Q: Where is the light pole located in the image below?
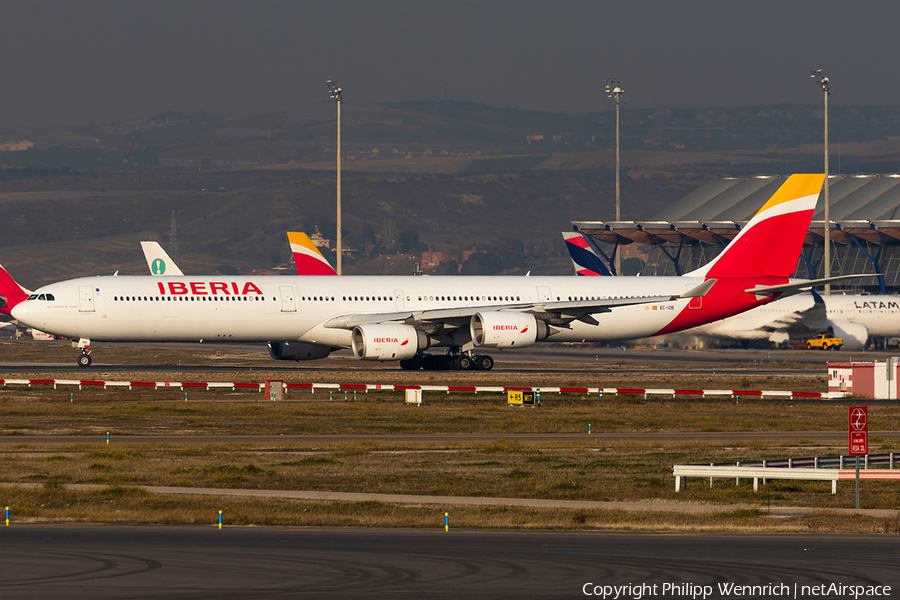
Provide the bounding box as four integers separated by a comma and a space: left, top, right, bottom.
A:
326, 78, 343, 275
605, 79, 624, 275
811, 68, 830, 294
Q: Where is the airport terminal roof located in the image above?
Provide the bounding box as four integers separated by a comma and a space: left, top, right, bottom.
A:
573, 174, 900, 246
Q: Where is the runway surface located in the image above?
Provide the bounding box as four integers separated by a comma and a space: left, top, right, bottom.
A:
4, 431, 900, 444
0, 342, 869, 376
1, 526, 896, 600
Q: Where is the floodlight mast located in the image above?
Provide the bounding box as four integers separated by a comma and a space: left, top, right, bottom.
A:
326, 78, 344, 275
604, 79, 624, 275
811, 68, 831, 293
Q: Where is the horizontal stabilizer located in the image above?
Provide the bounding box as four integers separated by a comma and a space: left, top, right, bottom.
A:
745, 274, 872, 296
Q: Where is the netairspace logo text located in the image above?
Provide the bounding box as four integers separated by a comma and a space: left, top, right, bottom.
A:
582, 582, 893, 599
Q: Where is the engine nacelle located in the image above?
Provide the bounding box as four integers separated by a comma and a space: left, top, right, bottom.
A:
830, 321, 869, 351
470, 312, 547, 349
268, 341, 333, 361
351, 324, 427, 361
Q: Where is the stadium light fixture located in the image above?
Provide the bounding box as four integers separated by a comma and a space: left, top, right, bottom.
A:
811, 68, 831, 293
326, 78, 344, 275
604, 79, 624, 275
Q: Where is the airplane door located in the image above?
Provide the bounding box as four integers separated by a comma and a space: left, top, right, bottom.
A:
394, 289, 405, 311
78, 286, 95, 312
536, 286, 552, 302
279, 286, 296, 312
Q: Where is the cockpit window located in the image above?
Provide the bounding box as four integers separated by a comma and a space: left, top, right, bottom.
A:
28, 294, 38, 300
45, 294, 55, 301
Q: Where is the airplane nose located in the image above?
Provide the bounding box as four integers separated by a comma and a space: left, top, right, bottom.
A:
10, 302, 27, 322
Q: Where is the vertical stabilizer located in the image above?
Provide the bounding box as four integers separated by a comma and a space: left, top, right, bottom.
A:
686, 174, 824, 279
288, 232, 337, 276
140, 241, 185, 276
0, 264, 31, 317
562, 232, 612, 276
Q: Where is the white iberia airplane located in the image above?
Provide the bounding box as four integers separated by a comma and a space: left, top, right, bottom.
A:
6, 174, 856, 370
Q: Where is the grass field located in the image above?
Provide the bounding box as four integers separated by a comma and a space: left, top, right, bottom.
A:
1, 389, 898, 532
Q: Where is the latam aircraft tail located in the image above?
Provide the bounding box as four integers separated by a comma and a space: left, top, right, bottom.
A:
288, 232, 337, 276
562, 232, 612, 276
686, 174, 825, 279
0, 264, 31, 318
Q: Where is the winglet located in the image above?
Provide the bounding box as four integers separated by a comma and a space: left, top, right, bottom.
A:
140, 241, 184, 276
288, 232, 337, 276
0, 264, 31, 318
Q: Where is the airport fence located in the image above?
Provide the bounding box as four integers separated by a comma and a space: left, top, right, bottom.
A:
0, 378, 848, 400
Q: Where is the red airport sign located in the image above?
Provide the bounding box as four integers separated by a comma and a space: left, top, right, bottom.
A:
848, 405, 868, 456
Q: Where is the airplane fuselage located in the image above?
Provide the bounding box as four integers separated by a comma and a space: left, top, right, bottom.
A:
12, 274, 780, 347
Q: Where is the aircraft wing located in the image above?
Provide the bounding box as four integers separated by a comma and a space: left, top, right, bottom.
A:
756, 291, 830, 336
323, 280, 715, 331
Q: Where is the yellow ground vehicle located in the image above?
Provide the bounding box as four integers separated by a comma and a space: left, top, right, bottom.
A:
806, 333, 843, 350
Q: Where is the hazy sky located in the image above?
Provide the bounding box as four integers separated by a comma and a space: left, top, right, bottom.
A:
1, 0, 898, 128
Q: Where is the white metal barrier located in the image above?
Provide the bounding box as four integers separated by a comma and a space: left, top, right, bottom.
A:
672, 464, 900, 495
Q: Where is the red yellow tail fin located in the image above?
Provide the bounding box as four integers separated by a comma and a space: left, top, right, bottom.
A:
687, 174, 824, 279
287, 232, 337, 276
0, 264, 31, 317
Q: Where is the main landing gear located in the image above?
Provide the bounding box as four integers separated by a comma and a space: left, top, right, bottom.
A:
400, 353, 494, 371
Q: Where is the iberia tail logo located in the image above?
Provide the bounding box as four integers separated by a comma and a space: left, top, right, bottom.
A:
400, 338, 410, 346
520, 325, 529, 334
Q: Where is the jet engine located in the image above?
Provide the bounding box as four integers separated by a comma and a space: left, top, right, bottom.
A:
268, 341, 333, 361
470, 312, 547, 349
829, 321, 869, 351
351, 324, 427, 361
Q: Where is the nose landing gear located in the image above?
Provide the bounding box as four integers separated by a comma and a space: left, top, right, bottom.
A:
77, 352, 92, 368
76, 338, 92, 368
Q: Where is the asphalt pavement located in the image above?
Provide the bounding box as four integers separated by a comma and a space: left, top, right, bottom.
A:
2, 526, 897, 600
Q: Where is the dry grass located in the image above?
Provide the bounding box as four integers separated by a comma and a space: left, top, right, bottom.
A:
1, 363, 897, 532
3, 394, 900, 435
2, 485, 899, 533
2, 439, 898, 511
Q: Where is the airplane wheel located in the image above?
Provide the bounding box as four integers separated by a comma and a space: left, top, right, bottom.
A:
457, 355, 473, 370
77, 354, 92, 368
476, 355, 494, 371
